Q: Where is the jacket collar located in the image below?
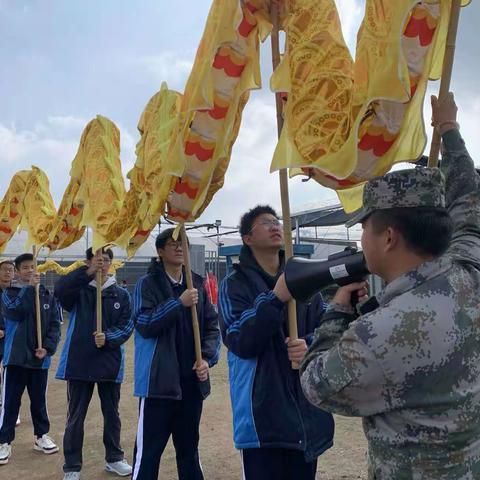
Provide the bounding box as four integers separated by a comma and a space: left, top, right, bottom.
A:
166, 271, 183, 286
89, 275, 117, 291
237, 245, 285, 290
148, 258, 190, 298
148, 257, 200, 285
377, 255, 451, 306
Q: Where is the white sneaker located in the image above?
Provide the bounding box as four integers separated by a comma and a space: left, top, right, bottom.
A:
63, 473, 81, 480
105, 459, 132, 476
15, 416, 20, 426
0, 443, 11, 465
34, 434, 59, 454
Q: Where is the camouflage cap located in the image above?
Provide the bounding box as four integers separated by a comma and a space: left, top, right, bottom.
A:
345, 168, 446, 228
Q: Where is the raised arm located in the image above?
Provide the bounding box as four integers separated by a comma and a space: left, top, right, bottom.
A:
432, 93, 480, 264
54, 266, 92, 312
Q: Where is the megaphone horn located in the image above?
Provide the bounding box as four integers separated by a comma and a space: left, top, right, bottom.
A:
284, 247, 369, 302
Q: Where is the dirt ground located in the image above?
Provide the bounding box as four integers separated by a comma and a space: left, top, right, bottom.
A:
1, 323, 368, 480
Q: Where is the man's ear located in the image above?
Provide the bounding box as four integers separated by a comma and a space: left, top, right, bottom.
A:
242, 234, 252, 247
384, 227, 401, 253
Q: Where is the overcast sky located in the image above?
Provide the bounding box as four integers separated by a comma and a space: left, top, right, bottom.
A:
1, 0, 479, 231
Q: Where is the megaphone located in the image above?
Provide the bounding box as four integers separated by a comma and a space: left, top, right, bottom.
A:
284, 247, 369, 302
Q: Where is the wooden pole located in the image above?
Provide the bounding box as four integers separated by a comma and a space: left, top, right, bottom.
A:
180, 225, 203, 366
32, 245, 42, 349
428, 0, 462, 167
96, 250, 102, 333
270, 2, 299, 355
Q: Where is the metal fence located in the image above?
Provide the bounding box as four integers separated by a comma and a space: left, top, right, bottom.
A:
205, 250, 227, 282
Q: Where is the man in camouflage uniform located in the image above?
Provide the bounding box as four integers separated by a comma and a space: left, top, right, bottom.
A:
274, 93, 480, 479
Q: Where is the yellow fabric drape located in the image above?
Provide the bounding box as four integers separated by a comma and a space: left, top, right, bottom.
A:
107, 83, 182, 257
271, 0, 469, 212
47, 116, 124, 252
0, 0, 470, 250
21, 166, 56, 248
0, 170, 32, 255
1, 85, 179, 258
166, 0, 270, 223
37, 259, 124, 275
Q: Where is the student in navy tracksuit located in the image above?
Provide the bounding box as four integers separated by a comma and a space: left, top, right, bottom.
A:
0, 260, 15, 403
55, 248, 134, 480
0, 254, 61, 465
131, 228, 221, 480
219, 206, 335, 480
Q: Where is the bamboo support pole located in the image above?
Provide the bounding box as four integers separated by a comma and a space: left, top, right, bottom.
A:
270, 2, 299, 353
96, 250, 103, 333
428, 0, 462, 167
32, 245, 42, 349
180, 225, 203, 366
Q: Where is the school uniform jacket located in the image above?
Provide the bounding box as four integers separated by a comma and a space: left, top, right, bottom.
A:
219, 246, 335, 462
133, 260, 221, 399
0, 286, 5, 359
1, 283, 61, 370
55, 266, 133, 383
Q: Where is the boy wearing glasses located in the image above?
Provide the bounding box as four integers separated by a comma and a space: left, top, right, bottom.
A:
218, 205, 334, 480
131, 228, 220, 480
55, 248, 134, 480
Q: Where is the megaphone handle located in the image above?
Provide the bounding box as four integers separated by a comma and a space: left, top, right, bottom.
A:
351, 290, 359, 309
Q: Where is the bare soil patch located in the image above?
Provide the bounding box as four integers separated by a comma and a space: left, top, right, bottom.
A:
1, 323, 367, 479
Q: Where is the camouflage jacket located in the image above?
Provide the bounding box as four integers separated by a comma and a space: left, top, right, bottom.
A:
300, 129, 480, 480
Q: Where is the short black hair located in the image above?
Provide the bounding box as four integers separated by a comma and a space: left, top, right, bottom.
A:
86, 247, 114, 260
239, 205, 279, 237
14, 253, 34, 270
155, 228, 176, 250
0, 260, 15, 269
368, 207, 453, 257
155, 228, 188, 250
